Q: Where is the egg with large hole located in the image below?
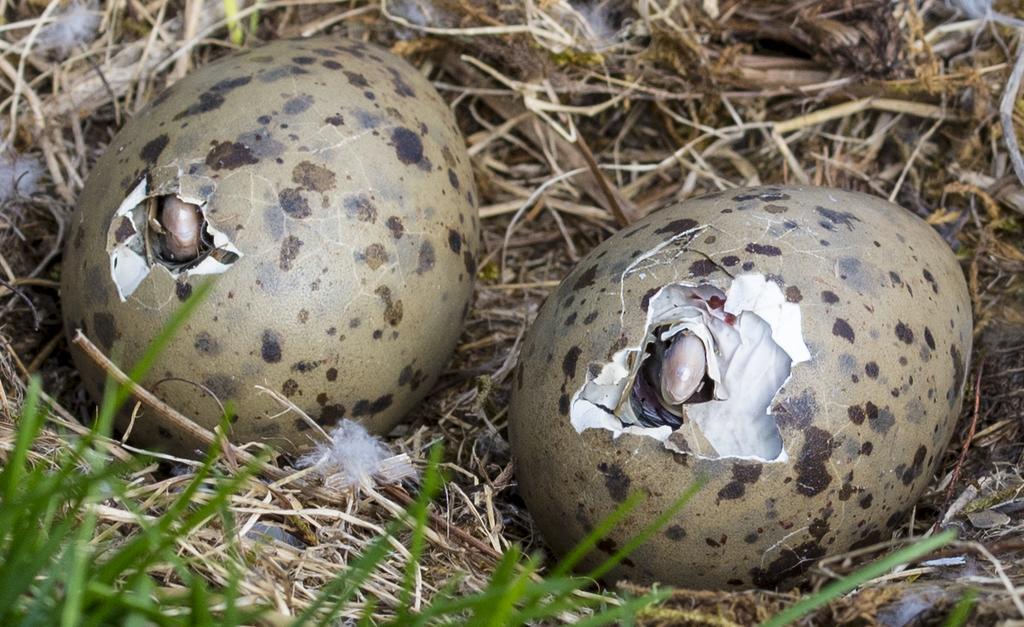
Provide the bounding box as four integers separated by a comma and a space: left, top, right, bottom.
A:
61, 37, 479, 455
508, 187, 971, 589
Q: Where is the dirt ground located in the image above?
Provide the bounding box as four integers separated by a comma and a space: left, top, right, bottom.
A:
1, 0, 1023, 624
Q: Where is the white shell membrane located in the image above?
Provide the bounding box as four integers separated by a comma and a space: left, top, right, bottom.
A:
570, 274, 810, 462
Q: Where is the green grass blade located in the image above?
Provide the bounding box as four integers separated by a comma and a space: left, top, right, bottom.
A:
357, 596, 379, 626
247, 9, 260, 37
222, 0, 244, 45
0, 517, 78, 619
942, 588, 977, 627
189, 574, 213, 626
551, 491, 646, 578
760, 529, 957, 627
396, 444, 445, 621
300, 447, 448, 625
410, 475, 693, 627
401, 588, 508, 625
220, 525, 243, 627
83, 581, 175, 625
0, 376, 46, 503
84, 458, 257, 627
0, 280, 223, 624
93, 439, 240, 582
586, 477, 705, 581
405, 575, 585, 625
292, 530, 396, 626
94, 278, 215, 435
570, 589, 670, 627
510, 582, 620, 623
59, 504, 98, 627
0, 452, 120, 616
470, 548, 534, 626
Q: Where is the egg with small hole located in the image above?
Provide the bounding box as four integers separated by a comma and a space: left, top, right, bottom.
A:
508, 186, 972, 589
61, 37, 479, 455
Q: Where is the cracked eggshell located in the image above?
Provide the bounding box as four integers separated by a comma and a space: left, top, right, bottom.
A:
508, 186, 972, 589
60, 37, 478, 455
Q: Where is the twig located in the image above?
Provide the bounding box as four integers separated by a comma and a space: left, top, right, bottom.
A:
889, 117, 944, 202
25, 331, 61, 373
1000, 38, 1024, 187
72, 329, 232, 448
574, 129, 630, 228
171, 0, 202, 80
967, 540, 1024, 617
941, 359, 985, 519
0, 275, 41, 329
772, 97, 951, 135
382, 484, 502, 560
499, 167, 587, 273
70, 330, 503, 561
445, 55, 638, 221
635, 606, 745, 627
771, 128, 810, 184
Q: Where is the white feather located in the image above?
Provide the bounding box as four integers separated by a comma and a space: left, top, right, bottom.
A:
36, 2, 100, 57
572, 1, 619, 46
299, 420, 414, 489
0, 151, 43, 202
946, 0, 1024, 27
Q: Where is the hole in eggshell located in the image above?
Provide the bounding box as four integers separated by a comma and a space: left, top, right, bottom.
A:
107, 178, 242, 301
569, 274, 810, 463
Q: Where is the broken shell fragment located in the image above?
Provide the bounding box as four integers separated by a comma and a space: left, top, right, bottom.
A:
60, 37, 479, 456
508, 186, 972, 589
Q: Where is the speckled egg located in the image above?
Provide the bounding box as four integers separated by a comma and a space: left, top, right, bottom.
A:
61, 37, 478, 455
508, 186, 971, 589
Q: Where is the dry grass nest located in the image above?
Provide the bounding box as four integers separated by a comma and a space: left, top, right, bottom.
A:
1, 0, 1024, 624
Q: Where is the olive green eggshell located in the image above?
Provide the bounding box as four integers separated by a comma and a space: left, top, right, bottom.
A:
508, 187, 971, 589
61, 37, 478, 455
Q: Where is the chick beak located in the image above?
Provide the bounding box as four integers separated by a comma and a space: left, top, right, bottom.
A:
659, 332, 707, 406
